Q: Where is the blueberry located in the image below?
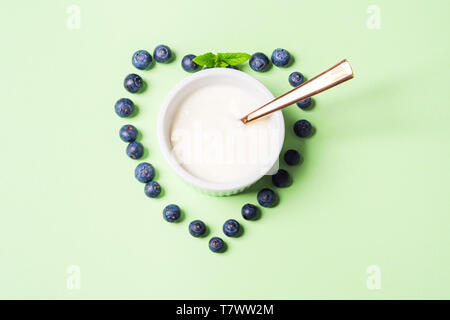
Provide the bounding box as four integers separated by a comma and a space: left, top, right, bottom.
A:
226, 65, 239, 70
119, 124, 138, 142
209, 237, 225, 253
223, 219, 240, 237
181, 54, 200, 72
114, 98, 134, 117
241, 204, 258, 220
189, 220, 206, 237
135, 162, 155, 183
284, 149, 300, 166
271, 48, 291, 67
163, 204, 181, 222
293, 119, 313, 138
272, 169, 291, 188
154, 45, 172, 63
257, 188, 278, 208
124, 73, 144, 93
144, 181, 161, 198
132, 50, 152, 70
126, 141, 144, 159
289, 72, 305, 87
296, 97, 312, 110
249, 53, 270, 72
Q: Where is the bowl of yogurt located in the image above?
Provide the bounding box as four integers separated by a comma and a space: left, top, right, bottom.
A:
157, 68, 284, 196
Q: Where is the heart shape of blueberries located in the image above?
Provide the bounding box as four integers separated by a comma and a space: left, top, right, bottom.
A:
115, 46, 313, 253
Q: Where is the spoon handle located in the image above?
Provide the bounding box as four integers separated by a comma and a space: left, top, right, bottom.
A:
241, 59, 354, 124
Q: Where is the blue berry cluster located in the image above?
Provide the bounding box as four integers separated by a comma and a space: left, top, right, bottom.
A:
117, 122, 145, 160
115, 45, 316, 253
135, 162, 161, 198
248, 48, 291, 72
115, 46, 177, 196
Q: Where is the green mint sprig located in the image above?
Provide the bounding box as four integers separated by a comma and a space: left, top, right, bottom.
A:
193, 52, 251, 68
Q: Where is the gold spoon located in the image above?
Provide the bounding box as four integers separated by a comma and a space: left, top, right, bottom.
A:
240, 59, 354, 124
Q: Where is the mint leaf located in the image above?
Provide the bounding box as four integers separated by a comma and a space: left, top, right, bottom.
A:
193, 52, 251, 68
193, 52, 216, 67
214, 53, 229, 67
219, 52, 251, 66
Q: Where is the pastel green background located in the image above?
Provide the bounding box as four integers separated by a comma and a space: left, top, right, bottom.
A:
0, 0, 449, 299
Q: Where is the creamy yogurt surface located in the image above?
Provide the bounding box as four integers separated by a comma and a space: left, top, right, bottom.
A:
170, 83, 279, 183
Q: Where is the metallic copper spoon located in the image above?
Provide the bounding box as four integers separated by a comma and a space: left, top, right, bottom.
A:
240, 59, 354, 124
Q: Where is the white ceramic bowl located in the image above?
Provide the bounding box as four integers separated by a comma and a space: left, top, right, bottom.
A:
157, 68, 285, 196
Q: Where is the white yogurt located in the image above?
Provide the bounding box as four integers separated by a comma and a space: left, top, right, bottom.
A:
170, 83, 279, 183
